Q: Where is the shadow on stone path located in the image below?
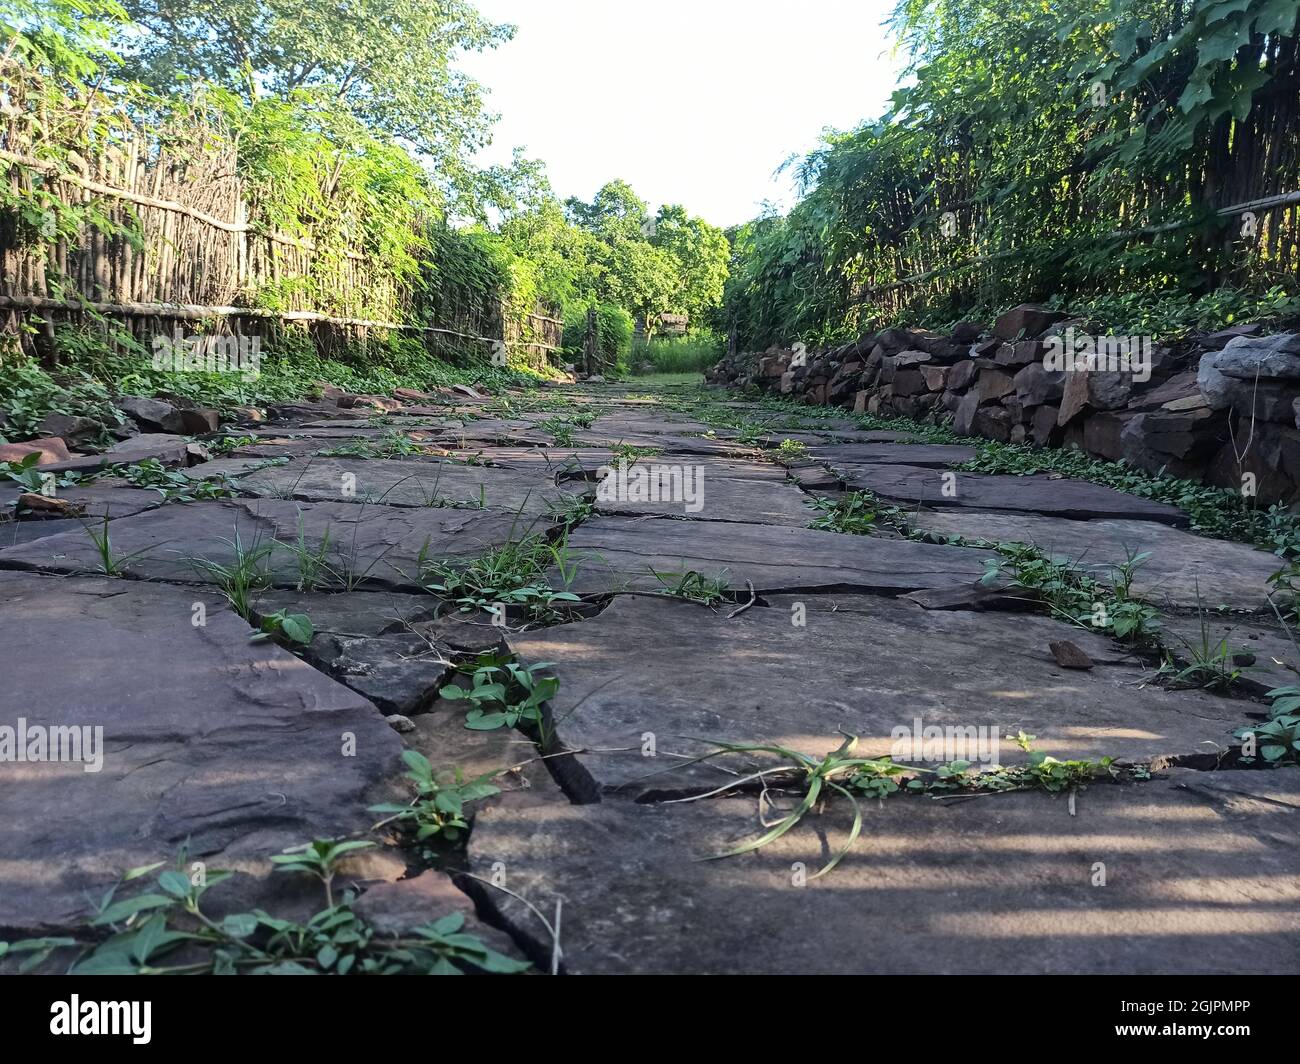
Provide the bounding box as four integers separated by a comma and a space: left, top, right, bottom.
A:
1, 379, 1296, 973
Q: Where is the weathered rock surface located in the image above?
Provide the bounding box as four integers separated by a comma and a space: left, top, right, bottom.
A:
230, 456, 583, 516
0, 498, 527, 592
593, 471, 814, 525
354, 870, 527, 965
252, 590, 452, 714
0, 571, 402, 934
1, 483, 165, 521
552, 517, 992, 595
834, 465, 1188, 524
1198, 333, 1300, 422
468, 767, 1300, 973
993, 303, 1068, 341
808, 443, 979, 467
0, 437, 75, 465
509, 595, 1240, 799
911, 511, 1278, 609
116, 395, 186, 433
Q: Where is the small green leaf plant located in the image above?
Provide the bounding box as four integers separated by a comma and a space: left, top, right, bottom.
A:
1235, 686, 1300, 765
0, 843, 531, 975
251, 609, 314, 645
440, 653, 560, 732
370, 750, 500, 860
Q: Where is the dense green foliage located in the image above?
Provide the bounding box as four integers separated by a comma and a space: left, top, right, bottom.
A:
560, 303, 635, 371
0, 0, 731, 430
0, 323, 543, 444
634, 331, 725, 374
723, 0, 1300, 348
119, 0, 514, 216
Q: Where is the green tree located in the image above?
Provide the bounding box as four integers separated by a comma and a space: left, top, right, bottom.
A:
651, 204, 731, 321
117, 0, 512, 209
564, 179, 650, 242
597, 237, 677, 327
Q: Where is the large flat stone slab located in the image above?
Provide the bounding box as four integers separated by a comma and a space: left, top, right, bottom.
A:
912, 511, 1280, 610
836, 465, 1189, 525
467, 767, 1300, 974
586, 413, 714, 436
552, 517, 993, 595
470, 448, 791, 483
593, 471, 814, 526
228, 456, 582, 516
0, 498, 530, 592
449, 419, 554, 446
0, 571, 403, 933
511, 595, 1241, 798
810, 443, 979, 466
571, 431, 757, 456
253, 590, 452, 715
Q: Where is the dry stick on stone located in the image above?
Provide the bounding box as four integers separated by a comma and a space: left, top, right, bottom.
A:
454, 870, 562, 975
727, 580, 757, 618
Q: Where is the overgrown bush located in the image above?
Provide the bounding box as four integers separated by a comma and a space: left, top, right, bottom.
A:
561, 303, 633, 372
0, 323, 545, 443
631, 330, 723, 375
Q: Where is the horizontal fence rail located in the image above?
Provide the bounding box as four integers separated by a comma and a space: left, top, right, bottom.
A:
0, 65, 561, 365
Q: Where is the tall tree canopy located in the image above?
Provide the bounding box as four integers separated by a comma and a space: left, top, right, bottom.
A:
119, 0, 512, 209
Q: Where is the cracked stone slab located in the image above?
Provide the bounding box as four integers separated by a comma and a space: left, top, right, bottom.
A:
297, 418, 453, 430
551, 517, 992, 595
510, 595, 1242, 799
447, 419, 554, 446
0, 570, 402, 934
912, 511, 1280, 610
593, 472, 815, 526
757, 430, 919, 447
835, 465, 1188, 525
251, 590, 452, 714
180, 456, 299, 480
471, 448, 791, 483
466, 767, 1300, 974
570, 431, 758, 456
586, 414, 714, 436
0, 498, 530, 593
782, 461, 843, 491
247, 425, 397, 439
225, 439, 358, 459
812, 442, 979, 466
0, 517, 86, 547
227, 456, 583, 516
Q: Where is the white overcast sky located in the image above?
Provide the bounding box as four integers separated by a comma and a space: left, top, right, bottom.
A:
460, 0, 904, 227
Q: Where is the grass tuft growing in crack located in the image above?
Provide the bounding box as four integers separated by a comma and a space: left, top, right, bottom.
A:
420, 535, 580, 625
77, 514, 155, 576
650, 567, 731, 606
672, 731, 1120, 878
807, 489, 905, 536
187, 530, 275, 620
977, 542, 1161, 643
1157, 605, 1243, 691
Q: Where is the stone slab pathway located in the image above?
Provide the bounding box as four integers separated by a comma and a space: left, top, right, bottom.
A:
1, 380, 1296, 974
